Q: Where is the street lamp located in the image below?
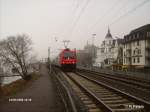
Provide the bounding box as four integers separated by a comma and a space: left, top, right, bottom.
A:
91, 34, 96, 69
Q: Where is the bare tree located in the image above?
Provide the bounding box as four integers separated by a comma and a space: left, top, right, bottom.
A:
0, 34, 32, 80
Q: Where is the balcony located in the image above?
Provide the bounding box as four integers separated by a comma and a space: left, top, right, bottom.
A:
126, 48, 131, 51
132, 54, 142, 57
125, 54, 131, 58
125, 51, 131, 58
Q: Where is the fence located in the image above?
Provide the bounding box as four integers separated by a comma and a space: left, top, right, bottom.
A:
50, 67, 87, 112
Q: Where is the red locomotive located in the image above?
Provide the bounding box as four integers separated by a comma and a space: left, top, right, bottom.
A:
59, 48, 77, 71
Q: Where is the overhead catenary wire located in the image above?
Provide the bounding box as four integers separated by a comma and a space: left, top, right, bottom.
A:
110, 0, 150, 26
65, 0, 80, 37
72, 0, 80, 16
61, 0, 80, 38
68, 0, 91, 38
88, 0, 121, 32
53, 0, 82, 51
87, 0, 149, 34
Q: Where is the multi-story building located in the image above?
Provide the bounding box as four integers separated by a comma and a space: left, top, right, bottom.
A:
123, 24, 150, 68
95, 28, 123, 68
100, 28, 115, 67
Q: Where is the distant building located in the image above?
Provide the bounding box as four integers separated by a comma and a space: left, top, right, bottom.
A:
123, 24, 150, 68
77, 43, 97, 67
95, 28, 123, 68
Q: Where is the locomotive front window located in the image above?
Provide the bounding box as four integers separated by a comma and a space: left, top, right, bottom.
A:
63, 51, 75, 58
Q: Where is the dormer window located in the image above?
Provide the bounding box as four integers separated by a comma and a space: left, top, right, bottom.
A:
109, 40, 111, 45
133, 34, 135, 39
147, 31, 150, 37
137, 33, 139, 38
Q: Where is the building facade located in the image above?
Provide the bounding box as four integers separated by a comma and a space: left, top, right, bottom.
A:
95, 28, 123, 68
123, 24, 150, 68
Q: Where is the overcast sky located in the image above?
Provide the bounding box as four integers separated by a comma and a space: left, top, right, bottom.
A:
1, 0, 150, 59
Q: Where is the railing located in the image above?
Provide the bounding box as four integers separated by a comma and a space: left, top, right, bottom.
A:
50, 67, 87, 112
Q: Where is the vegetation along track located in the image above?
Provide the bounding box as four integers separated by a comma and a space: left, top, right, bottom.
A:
77, 69, 150, 93
63, 71, 150, 112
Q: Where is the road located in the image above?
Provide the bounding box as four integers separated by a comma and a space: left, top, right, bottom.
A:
0, 65, 65, 112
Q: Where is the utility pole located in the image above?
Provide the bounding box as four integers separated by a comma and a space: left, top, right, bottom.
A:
48, 47, 50, 59
92, 34, 96, 46
48, 47, 51, 73
91, 34, 96, 69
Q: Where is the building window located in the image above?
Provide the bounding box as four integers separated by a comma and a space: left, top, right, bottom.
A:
137, 57, 140, 63
124, 44, 125, 48
109, 40, 111, 45
132, 34, 135, 39
137, 40, 139, 46
133, 58, 135, 63
133, 50, 135, 55
138, 49, 141, 54
109, 48, 111, 52
137, 33, 139, 38
147, 31, 150, 37
133, 42, 135, 46
101, 49, 104, 53
103, 41, 105, 45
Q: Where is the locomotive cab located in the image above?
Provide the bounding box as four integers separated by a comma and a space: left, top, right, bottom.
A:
60, 48, 77, 71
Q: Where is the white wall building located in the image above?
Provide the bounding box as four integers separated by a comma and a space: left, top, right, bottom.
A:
123, 24, 150, 68
95, 28, 123, 68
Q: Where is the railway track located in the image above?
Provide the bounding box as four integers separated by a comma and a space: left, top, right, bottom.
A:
61, 71, 149, 112
77, 69, 150, 93
62, 72, 102, 112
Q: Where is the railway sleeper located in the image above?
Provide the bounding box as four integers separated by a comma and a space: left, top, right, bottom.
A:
93, 90, 109, 93
86, 104, 97, 109
83, 100, 93, 104
80, 97, 89, 101
104, 99, 129, 104
88, 108, 101, 112
92, 91, 112, 94
100, 96, 123, 100
97, 94, 117, 98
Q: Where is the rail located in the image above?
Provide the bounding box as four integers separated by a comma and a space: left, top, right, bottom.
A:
78, 66, 150, 80
76, 72, 150, 111
77, 69, 150, 91
66, 73, 113, 112
51, 68, 78, 112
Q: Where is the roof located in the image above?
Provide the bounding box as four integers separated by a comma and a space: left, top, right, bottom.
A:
105, 27, 112, 39
123, 24, 150, 43
130, 24, 150, 34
